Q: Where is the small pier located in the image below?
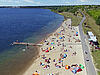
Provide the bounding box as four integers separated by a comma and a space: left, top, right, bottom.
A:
12, 42, 42, 46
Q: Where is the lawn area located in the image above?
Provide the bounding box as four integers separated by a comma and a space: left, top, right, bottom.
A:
59, 12, 82, 26
87, 9, 100, 20
92, 50, 100, 74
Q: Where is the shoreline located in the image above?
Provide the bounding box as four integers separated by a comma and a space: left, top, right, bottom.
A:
23, 19, 87, 75
18, 18, 64, 75
37, 20, 64, 44
0, 8, 64, 75
17, 46, 40, 75
21, 21, 64, 75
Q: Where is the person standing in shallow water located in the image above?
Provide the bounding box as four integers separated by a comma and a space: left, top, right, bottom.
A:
26, 44, 29, 49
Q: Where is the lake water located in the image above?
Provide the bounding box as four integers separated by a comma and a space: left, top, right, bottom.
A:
0, 8, 64, 75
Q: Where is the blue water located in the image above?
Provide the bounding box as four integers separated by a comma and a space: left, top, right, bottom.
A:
0, 8, 64, 52
0, 8, 64, 75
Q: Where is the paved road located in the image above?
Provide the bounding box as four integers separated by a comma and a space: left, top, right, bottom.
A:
79, 11, 97, 75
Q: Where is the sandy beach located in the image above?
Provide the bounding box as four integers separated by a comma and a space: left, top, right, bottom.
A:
23, 19, 87, 75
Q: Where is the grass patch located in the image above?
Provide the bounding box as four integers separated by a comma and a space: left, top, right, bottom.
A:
98, 72, 100, 75
92, 50, 100, 73
59, 12, 82, 26
87, 9, 100, 20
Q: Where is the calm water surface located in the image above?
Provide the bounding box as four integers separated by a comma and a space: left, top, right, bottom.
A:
0, 8, 64, 75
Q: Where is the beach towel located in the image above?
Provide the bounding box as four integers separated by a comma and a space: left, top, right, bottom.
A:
72, 69, 77, 74
77, 68, 82, 72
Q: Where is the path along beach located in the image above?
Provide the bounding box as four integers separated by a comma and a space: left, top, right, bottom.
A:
23, 19, 87, 75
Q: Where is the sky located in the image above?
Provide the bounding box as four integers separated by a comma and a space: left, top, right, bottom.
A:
0, 0, 100, 6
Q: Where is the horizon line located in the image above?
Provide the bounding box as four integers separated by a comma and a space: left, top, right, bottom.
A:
0, 4, 100, 7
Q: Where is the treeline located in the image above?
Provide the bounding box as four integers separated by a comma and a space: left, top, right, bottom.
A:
0, 5, 100, 10
43, 5, 100, 25
43, 6, 78, 13
86, 8, 100, 25
96, 16, 100, 25
42, 5, 100, 13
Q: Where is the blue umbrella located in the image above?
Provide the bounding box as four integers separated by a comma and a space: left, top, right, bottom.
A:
76, 32, 78, 33
51, 42, 54, 45
59, 32, 61, 33
72, 69, 77, 74
63, 54, 67, 58
59, 37, 62, 39
76, 32, 78, 34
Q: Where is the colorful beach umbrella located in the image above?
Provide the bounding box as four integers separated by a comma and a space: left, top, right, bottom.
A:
32, 72, 39, 75
63, 54, 67, 58
51, 46, 54, 49
77, 68, 82, 72
76, 32, 78, 34
65, 65, 69, 70
79, 64, 84, 69
72, 69, 77, 74
48, 47, 51, 51
45, 50, 49, 52
51, 42, 54, 45
59, 32, 61, 33
76, 32, 78, 36
59, 37, 62, 39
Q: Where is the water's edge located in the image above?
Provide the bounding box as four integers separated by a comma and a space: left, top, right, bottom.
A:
0, 8, 64, 75
19, 17, 64, 75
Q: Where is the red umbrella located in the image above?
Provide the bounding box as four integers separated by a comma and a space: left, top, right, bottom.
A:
45, 50, 49, 52
77, 68, 82, 72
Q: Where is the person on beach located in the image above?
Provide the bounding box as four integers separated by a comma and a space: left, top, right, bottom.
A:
43, 65, 50, 69
53, 59, 55, 62
56, 40, 58, 42
41, 54, 46, 59
49, 58, 51, 60
41, 48, 43, 50
62, 43, 64, 47
61, 47, 64, 51
72, 51, 77, 56
55, 63, 61, 68
56, 65, 61, 68
55, 63, 57, 66
44, 65, 47, 69
60, 53, 63, 57
60, 53, 63, 59
68, 38, 70, 42
46, 42, 49, 45
61, 61, 64, 67
40, 62, 45, 66
70, 46, 72, 48
47, 65, 50, 69
59, 58, 61, 63
64, 49, 68, 52
45, 59, 48, 62
40, 62, 42, 66
47, 60, 50, 64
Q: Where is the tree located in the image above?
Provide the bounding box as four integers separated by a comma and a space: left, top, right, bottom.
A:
96, 16, 100, 25
96, 16, 100, 30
